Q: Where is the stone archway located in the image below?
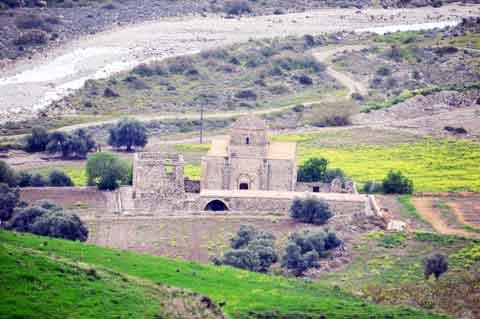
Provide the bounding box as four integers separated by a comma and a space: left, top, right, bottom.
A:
204, 199, 229, 212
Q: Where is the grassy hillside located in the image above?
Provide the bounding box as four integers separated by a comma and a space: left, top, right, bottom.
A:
0, 231, 447, 319
0, 239, 224, 319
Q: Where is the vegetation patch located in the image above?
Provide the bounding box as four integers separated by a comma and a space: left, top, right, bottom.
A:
0, 231, 448, 319
297, 139, 480, 192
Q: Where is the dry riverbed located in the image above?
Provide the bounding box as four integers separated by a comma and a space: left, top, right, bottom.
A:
0, 3, 479, 124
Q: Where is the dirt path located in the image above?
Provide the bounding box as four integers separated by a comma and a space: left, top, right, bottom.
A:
0, 3, 478, 124
411, 197, 480, 239
312, 45, 368, 96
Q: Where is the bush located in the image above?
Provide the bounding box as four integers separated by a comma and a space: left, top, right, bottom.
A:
7, 201, 88, 241
0, 160, 18, 187
30, 174, 47, 187
14, 30, 48, 45
282, 230, 341, 276
108, 118, 148, 151
15, 14, 45, 29
298, 74, 313, 85
424, 253, 448, 280
224, 0, 251, 15
290, 197, 333, 225
382, 170, 414, 194
48, 169, 73, 187
376, 65, 392, 77
0, 184, 19, 223
235, 89, 257, 100
46, 129, 96, 159
216, 226, 277, 273
86, 152, 129, 190
17, 171, 32, 187
297, 158, 328, 182
25, 126, 49, 153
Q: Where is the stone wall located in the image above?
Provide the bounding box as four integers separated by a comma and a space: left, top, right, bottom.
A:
19, 187, 117, 214
198, 190, 368, 216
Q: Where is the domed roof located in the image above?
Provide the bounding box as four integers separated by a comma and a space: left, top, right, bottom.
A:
231, 115, 267, 130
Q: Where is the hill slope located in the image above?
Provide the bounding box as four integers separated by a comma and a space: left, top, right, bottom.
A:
0, 230, 447, 319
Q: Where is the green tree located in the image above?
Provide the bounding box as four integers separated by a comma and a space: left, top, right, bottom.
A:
25, 126, 49, 153
7, 200, 88, 241
215, 226, 277, 273
382, 170, 414, 194
424, 253, 448, 280
290, 197, 333, 225
297, 158, 328, 182
30, 173, 47, 187
0, 184, 19, 223
281, 230, 341, 276
0, 160, 17, 186
48, 169, 73, 187
86, 152, 129, 190
46, 129, 95, 159
108, 119, 148, 152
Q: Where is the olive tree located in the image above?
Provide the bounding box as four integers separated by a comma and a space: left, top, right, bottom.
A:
108, 118, 148, 152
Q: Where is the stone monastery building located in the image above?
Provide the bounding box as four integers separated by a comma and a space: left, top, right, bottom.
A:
201, 115, 297, 192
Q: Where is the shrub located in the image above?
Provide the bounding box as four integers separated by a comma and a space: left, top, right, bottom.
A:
424, 254, 448, 280
7, 201, 88, 241
0, 160, 18, 187
224, 0, 251, 15
108, 119, 148, 151
17, 171, 32, 187
168, 56, 194, 74
376, 65, 392, 77
14, 30, 48, 45
86, 152, 129, 190
48, 169, 73, 187
132, 63, 156, 77
216, 226, 277, 273
30, 174, 47, 187
46, 129, 95, 159
273, 54, 325, 73
297, 158, 328, 182
282, 230, 341, 276
298, 74, 313, 85
235, 89, 257, 100
382, 170, 414, 194
290, 197, 333, 225
15, 14, 44, 29
103, 87, 119, 97
0, 184, 19, 223
25, 126, 49, 153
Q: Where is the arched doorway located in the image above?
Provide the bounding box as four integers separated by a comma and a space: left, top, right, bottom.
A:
239, 183, 249, 190
205, 200, 229, 212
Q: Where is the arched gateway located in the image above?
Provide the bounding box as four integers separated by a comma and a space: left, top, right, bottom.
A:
204, 199, 229, 211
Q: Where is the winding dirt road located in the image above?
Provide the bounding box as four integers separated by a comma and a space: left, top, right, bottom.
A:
0, 3, 478, 125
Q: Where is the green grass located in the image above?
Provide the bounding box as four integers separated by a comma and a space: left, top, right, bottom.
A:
26, 165, 88, 186
0, 231, 447, 319
0, 242, 165, 319
272, 130, 353, 143
398, 195, 429, 225
298, 138, 480, 192
175, 143, 212, 152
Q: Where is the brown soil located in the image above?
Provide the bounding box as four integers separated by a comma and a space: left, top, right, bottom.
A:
411, 196, 480, 239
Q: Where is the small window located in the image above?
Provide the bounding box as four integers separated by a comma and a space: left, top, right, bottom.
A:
246, 137, 250, 145
164, 166, 173, 174
239, 183, 249, 190
313, 186, 320, 193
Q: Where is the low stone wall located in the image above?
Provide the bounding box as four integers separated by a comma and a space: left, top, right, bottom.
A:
20, 187, 117, 212
197, 190, 369, 216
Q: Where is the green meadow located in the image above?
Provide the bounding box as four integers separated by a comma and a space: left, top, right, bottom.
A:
0, 231, 447, 319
